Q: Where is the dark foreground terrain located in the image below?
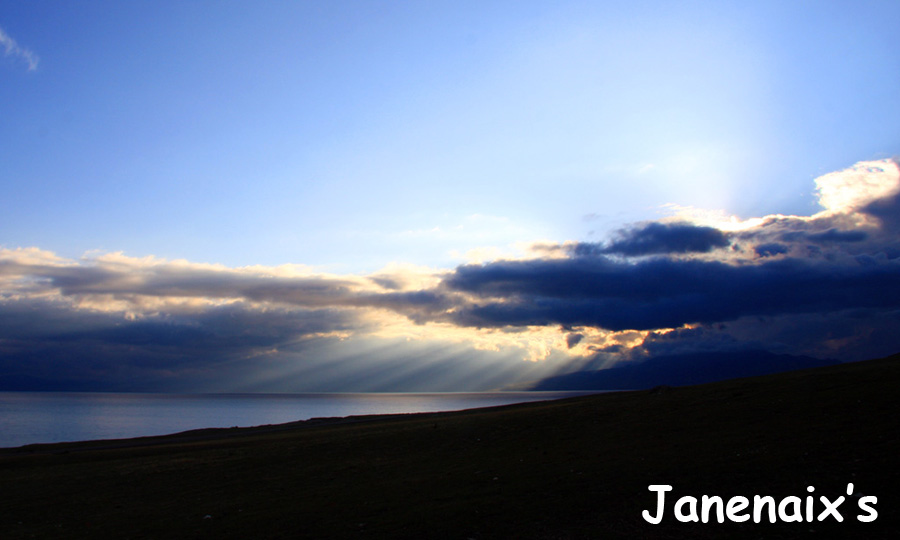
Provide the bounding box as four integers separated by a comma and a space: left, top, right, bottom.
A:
2, 354, 899, 539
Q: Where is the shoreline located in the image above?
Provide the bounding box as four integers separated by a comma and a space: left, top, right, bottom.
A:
1, 393, 595, 455
0, 390, 602, 451
2, 356, 897, 539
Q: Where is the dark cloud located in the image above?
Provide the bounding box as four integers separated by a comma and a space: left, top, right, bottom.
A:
807, 228, 868, 243
566, 333, 584, 348
48, 267, 358, 307
754, 243, 789, 258
781, 229, 868, 243
572, 222, 730, 257
0, 254, 456, 321
2, 159, 899, 390
369, 276, 403, 290
0, 296, 361, 391
862, 190, 900, 232
442, 256, 900, 332
435, 160, 900, 363
733, 215, 873, 254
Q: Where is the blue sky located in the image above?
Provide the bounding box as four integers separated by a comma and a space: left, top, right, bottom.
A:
2, 1, 899, 392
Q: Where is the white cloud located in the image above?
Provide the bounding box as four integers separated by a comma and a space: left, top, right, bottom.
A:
0, 26, 39, 71
814, 159, 900, 214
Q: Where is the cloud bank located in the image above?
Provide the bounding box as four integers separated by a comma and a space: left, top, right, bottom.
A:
1, 159, 898, 391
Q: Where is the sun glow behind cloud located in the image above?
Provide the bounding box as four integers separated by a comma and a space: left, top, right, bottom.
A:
814, 159, 900, 215
2, 1, 900, 395
661, 160, 900, 234
2, 159, 899, 391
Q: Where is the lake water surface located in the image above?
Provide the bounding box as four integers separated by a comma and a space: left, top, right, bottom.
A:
0, 391, 599, 448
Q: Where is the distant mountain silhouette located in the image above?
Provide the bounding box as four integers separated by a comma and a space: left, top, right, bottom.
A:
531, 350, 839, 390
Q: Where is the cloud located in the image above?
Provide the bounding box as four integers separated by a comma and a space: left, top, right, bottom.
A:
754, 243, 788, 258
441, 256, 900, 331
0, 249, 450, 316
566, 333, 584, 348
801, 228, 868, 243
814, 159, 900, 214
1, 159, 899, 390
435, 159, 900, 361
0, 247, 582, 390
0, 26, 39, 71
0, 250, 430, 390
0, 288, 364, 391
572, 222, 730, 257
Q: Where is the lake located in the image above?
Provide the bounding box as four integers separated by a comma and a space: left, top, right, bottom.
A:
0, 391, 600, 448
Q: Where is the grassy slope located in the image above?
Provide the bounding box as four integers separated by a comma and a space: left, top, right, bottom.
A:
1, 354, 899, 539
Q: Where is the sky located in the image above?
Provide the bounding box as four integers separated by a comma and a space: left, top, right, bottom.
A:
1, 1, 899, 392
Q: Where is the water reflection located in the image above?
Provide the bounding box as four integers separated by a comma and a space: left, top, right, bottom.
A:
0, 391, 601, 448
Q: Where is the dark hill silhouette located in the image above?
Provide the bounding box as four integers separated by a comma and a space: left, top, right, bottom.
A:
1, 353, 898, 538
531, 349, 838, 390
